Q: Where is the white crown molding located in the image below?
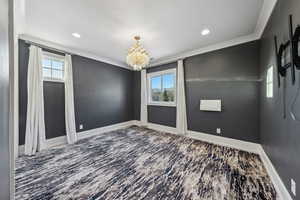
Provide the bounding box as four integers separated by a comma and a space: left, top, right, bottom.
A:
150, 33, 260, 67
254, 0, 278, 38
150, 0, 278, 67
19, 0, 278, 70
18, 34, 130, 70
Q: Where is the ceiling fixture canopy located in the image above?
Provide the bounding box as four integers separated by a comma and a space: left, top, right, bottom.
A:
126, 36, 150, 71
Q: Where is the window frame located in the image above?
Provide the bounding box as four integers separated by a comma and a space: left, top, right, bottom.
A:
147, 68, 177, 107
266, 65, 273, 98
42, 51, 65, 83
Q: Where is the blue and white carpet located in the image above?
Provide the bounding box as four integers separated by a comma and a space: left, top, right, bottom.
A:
15, 126, 276, 200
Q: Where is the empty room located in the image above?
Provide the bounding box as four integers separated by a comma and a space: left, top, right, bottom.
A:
1, 0, 300, 199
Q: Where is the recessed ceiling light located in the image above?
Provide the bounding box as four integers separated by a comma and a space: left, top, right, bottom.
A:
201, 29, 210, 36
72, 33, 81, 38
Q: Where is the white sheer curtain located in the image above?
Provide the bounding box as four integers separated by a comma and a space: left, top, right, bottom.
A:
25, 45, 47, 155
64, 54, 77, 144
176, 60, 188, 135
140, 69, 148, 126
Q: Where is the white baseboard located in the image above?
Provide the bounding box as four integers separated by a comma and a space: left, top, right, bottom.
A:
132, 121, 260, 153
257, 146, 293, 200
132, 120, 291, 200
18, 135, 67, 156
18, 145, 24, 155
46, 135, 67, 148
186, 130, 261, 154
77, 121, 135, 140
146, 122, 178, 134
18, 120, 136, 155
18, 120, 291, 199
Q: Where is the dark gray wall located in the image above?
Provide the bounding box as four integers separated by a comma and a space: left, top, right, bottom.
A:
134, 42, 260, 142
18, 40, 29, 145
72, 55, 133, 132
259, 0, 300, 198
0, 0, 12, 198
19, 39, 134, 145
185, 41, 260, 143
148, 106, 176, 127
43, 82, 66, 139
19, 40, 67, 145
19, 40, 29, 145
147, 62, 177, 127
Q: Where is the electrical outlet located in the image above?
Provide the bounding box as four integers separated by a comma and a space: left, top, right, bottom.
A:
216, 128, 221, 134
79, 124, 83, 130
291, 179, 296, 196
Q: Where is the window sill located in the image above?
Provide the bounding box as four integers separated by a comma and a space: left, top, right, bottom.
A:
43, 78, 65, 83
148, 102, 177, 107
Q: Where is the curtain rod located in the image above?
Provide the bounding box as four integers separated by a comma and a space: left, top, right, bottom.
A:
24, 40, 73, 55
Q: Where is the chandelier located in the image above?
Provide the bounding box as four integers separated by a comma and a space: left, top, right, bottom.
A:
126, 36, 150, 71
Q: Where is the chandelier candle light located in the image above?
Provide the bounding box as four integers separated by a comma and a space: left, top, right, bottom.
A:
126, 36, 150, 71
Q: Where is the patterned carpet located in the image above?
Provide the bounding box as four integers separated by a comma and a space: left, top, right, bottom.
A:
15, 126, 276, 200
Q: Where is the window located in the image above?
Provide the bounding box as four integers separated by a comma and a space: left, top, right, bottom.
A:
148, 68, 176, 106
42, 52, 65, 82
266, 66, 273, 98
